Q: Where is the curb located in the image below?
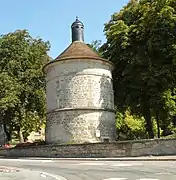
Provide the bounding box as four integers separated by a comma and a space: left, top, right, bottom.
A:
1, 156, 176, 161
50, 157, 176, 161
21, 156, 176, 161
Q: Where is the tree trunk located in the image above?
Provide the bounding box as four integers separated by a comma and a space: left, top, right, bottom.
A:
156, 110, 160, 138
144, 107, 154, 139
172, 116, 176, 127
3, 123, 11, 142
17, 127, 24, 143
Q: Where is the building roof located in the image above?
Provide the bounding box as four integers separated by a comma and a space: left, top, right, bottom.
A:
71, 16, 84, 28
42, 18, 114, 73
43, 41, 114, 73
55, 41, 100, 60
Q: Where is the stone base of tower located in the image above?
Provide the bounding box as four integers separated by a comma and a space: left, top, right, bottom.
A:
45, 109, 116, 144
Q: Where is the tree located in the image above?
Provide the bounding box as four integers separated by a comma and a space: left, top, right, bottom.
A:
0, 30, 50, 142
87, 40, 102, 56
102, 0, 176, 138
116, 109, 148, 140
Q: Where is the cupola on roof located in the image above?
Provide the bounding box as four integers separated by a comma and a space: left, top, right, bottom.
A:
71, 16, 84, 28
50, 17, 111, 63
54, 17, 102, 61
43, 17, 113, 73
71, 16, 84, 42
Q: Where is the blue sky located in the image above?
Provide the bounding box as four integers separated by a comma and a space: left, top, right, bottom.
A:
0, 0, 129, 58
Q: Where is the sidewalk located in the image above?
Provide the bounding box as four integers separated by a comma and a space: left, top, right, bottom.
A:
22, 155, 176, 161
1, 155, 176, 161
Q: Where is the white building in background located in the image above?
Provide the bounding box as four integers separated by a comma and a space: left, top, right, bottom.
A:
43, 17, 116, 144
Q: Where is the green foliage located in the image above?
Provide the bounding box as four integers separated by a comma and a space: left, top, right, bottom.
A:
116, 110, 148, 140
0, 29, 50, 142
116, 109, 160, 140
87, 40, 102, 56
102, 0, 176, 138
0, 73, 20, 111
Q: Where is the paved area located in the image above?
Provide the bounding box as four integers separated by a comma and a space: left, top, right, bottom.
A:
0, 158, 176, 179
31, 156, 176, 161
0, 164, 66, 180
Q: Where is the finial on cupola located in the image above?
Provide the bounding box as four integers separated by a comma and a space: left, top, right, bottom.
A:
71, 16, 84, 42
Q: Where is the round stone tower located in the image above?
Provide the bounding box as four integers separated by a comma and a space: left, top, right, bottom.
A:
43, 17, 116, 144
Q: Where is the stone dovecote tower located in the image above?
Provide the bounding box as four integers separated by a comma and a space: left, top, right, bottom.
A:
43, 17, 116, 144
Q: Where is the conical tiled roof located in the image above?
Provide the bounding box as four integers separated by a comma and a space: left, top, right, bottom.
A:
43, 41, 113, 73
55, 41, 100, 60
43, 18, 114, 73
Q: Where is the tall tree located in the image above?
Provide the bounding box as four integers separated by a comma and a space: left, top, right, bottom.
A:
0, 30, 50, 142
87, 40, 102, 56
102, 0, 176, 138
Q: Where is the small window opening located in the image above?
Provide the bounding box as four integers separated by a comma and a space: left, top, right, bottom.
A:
103, 138, 110, 143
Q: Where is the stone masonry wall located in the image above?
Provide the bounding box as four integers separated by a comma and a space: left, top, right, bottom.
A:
45, 59, 115, 144
45, 59, 114, 112
0, 139, 175, 158
46, 110, 116, 144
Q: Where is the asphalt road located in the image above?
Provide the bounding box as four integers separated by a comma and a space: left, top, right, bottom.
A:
0, 158, 176, 180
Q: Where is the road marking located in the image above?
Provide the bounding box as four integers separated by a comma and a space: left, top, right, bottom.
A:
137, 179, 158, 180
40, 172, 67, 180
156, 172, 171, 175
75, 162, 105, 166
112, 163, 142, 167
103, 178, 127, 180
40, 173, 47, 178
112, 163, 133, 167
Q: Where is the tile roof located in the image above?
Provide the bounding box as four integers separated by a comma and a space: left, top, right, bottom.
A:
55, 41, 100, 60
